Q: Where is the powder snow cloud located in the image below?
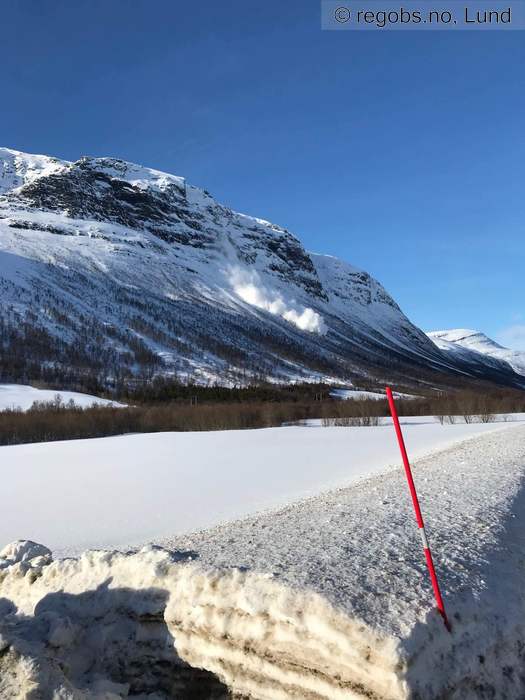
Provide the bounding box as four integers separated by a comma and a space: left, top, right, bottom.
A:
230, 269, 327, 335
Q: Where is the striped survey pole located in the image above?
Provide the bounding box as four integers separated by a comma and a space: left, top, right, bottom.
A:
385, 387, 451, 633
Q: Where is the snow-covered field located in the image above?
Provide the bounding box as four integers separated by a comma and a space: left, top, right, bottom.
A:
1, 415, 523, 555
1, 425, 524, 699
0, 383, 123, 411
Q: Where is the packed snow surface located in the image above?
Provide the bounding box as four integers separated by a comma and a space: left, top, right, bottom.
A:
0, 417, 523, 556
1, 427, 524, 699
0, 384, 124, 411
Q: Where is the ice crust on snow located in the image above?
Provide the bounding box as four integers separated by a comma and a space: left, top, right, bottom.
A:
0, 427, 524, 699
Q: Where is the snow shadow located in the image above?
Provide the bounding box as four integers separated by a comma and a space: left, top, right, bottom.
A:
0, 581, 231, 699
403, 475, 525, 697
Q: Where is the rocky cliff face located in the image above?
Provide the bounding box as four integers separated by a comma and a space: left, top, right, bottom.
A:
0, 147, 523, 390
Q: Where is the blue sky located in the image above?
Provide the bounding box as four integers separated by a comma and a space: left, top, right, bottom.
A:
1, 0, 523, 347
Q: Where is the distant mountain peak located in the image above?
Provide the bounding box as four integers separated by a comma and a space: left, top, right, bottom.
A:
428, 329, 525, 378
430, 328, 502, 346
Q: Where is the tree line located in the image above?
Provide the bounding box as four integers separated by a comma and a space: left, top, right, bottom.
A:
0, 388, 523, 446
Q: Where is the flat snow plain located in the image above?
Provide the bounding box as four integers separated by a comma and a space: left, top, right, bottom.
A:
0, 383, 124, 411
1, 415, 524, 555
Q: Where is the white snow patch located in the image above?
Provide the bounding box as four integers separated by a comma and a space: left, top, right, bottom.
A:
0, 540, 52, 570
0, 384, 125, 412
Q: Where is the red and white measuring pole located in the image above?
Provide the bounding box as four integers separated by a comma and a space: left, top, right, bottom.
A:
385, 387, 451, 633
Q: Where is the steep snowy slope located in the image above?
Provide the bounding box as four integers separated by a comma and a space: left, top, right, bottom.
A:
428, 329, 525, 378
0, 147, 523, 389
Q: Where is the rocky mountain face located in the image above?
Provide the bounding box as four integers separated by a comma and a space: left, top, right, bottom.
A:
0, 147, 523, 391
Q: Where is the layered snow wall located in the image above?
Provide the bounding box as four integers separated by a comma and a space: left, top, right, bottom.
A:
0, 544, 418, 699
1, 538, 523, 700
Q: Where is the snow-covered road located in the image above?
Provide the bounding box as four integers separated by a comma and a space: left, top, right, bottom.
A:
1, 416, 523, 555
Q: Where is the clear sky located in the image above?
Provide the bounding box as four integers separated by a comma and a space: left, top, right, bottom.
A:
1, 0, 523, 347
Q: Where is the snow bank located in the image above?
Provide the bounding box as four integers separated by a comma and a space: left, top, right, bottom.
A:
0, 543, 403, 699
1, 427, 524, 699
0, 545, 450, 700
160, 425, 525, 699
0, 544, 229, 699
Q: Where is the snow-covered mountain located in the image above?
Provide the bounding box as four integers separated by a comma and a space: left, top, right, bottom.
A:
428, 329, 525, 378
0, 147, 523, 390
